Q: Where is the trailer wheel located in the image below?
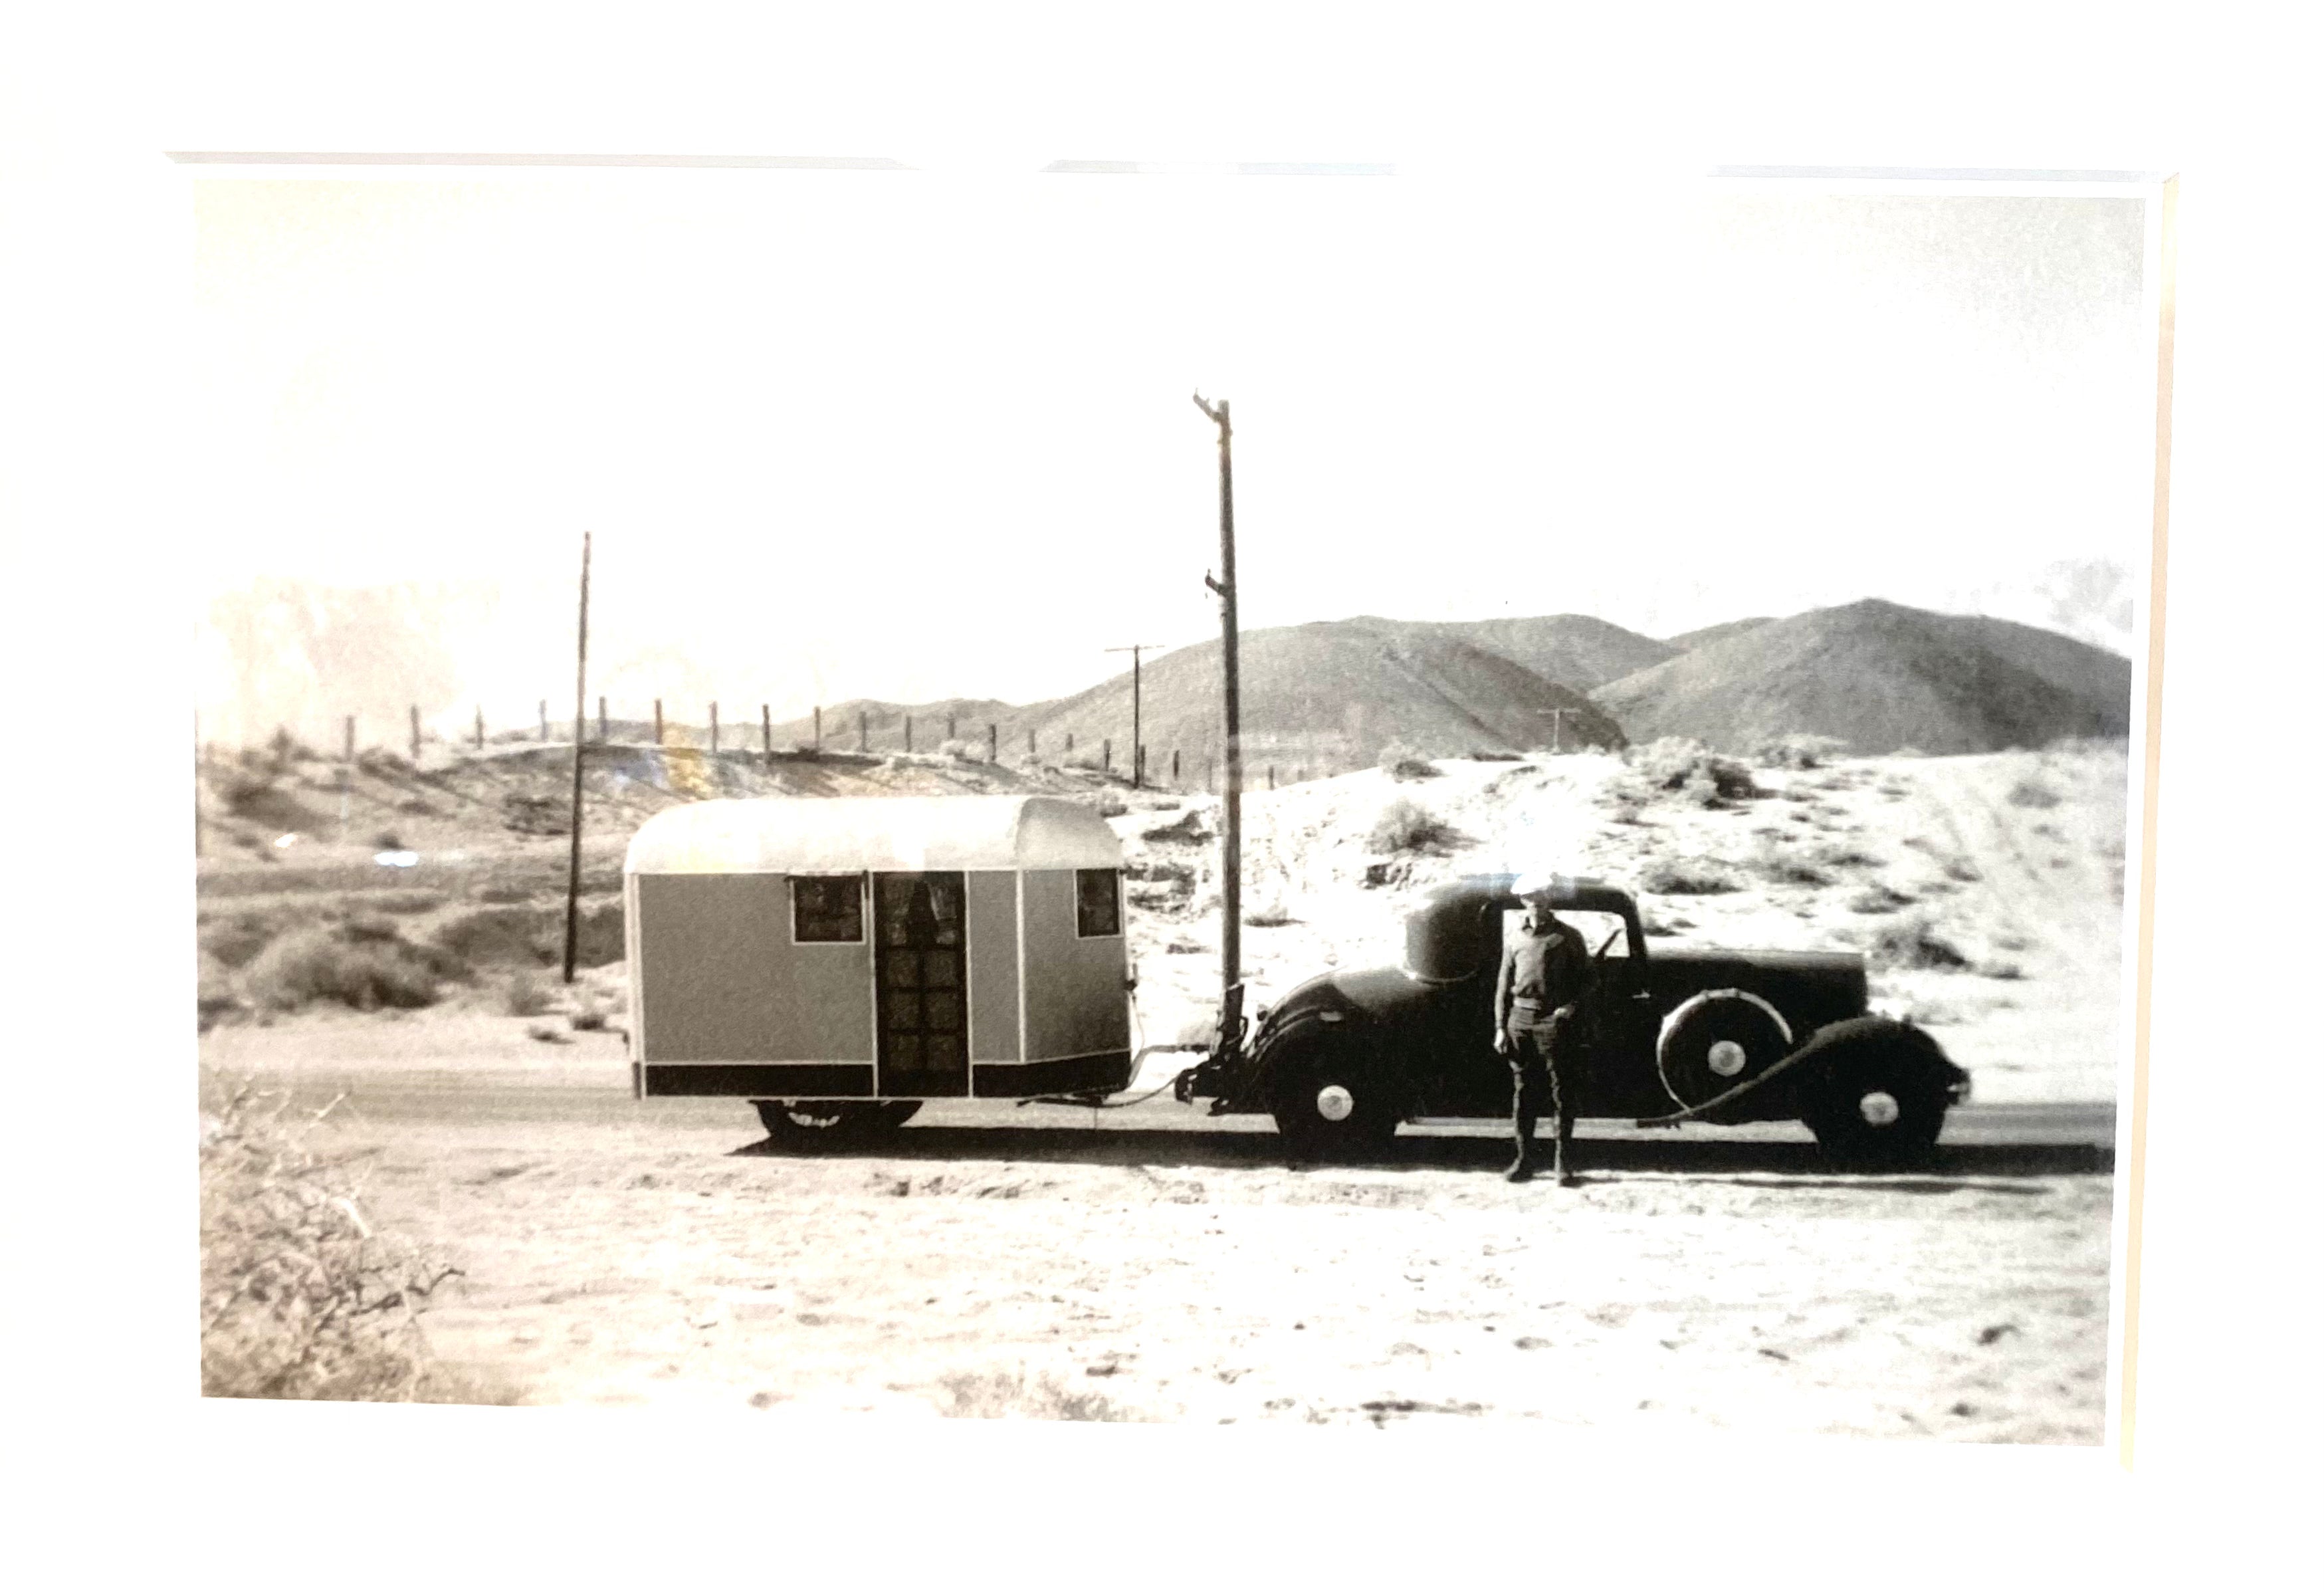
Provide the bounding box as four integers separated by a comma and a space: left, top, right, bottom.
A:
753, 1099, 922, 1145
1800, 1044, 1947, 1169
1266, 1035, 1402, 1164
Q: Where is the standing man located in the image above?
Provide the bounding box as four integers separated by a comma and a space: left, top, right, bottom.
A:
1494, 885, 1598, 1185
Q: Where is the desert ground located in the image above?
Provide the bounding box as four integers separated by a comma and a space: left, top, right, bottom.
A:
197, 738, 2125, 1436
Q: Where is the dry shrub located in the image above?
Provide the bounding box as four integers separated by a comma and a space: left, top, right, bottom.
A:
1141, 809, 1210, 845
1090, 793, 1129, 819
201, 1078, 484, 1402
197, 953, 243, 1032
938, 738, 974, 760
1848, 883, 1917, 915
1243, 903, 1299, 927
430, 905, 554, 970
245, 922, 441, 1012
1943, 855, 1983, 883
504, 969, 556, 1017
1614, 738, 1760, 810
1378, 743, 1440, 781
1749, 841, 1833, 887
934, 1366, 1132, 1422
1812, 842, 1883, 869
1756, 733, 1849, 770
1866, 913, 1970, 971
2008, 778, 2062, 809
1637, 857, 1740, 895
1370, 797, 1451, 853
200, 913, 281, 970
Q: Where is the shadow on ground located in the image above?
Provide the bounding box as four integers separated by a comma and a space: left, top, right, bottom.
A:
730, 1126, 2109, 1180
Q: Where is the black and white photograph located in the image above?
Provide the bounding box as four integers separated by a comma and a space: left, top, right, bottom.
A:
24, 9, 2324, 1576
185, 158, 2158, 1441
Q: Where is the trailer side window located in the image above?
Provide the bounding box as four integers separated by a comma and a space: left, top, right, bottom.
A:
1075, 867, 1122, 938
792, 874, 865, 943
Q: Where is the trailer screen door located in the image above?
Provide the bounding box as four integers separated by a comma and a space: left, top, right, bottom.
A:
873, 871, 970, 1097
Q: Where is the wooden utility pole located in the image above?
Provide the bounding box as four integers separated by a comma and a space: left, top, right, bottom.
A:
540, 699, 549, 743
598, 695, 608, 742
1546, 706, 1573, 753
762, 704, 772, 770
409, 705, 421, 764
475, 706, 484, 750
1105, 644, 1164, 789
1194, 391, 1243, 1022
340, 715, 354, 842
653, 699, 663, 745
813, 705, 822, 748
986, 723, 998, 762
903, 715, 912, 754
858, 711, 869, 752
562, 532, 591, 983
710, 701, 720, 754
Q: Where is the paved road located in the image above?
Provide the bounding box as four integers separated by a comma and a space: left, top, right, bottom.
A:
236, 1068, 2114, 1177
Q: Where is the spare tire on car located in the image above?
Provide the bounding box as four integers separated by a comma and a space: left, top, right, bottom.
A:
1655, 989, 1793, 1110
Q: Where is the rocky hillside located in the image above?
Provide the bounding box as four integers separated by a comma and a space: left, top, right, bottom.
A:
1592, 599, 2132, 755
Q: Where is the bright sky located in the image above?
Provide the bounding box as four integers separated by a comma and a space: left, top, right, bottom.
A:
189, 170, 2153, 743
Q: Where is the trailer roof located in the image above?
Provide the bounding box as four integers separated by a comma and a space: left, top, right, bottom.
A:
625, 795, 1124, 875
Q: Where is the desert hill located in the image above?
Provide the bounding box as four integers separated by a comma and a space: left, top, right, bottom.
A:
1393, 613, 1678, 692
1019, 618, 1625, 780
1592, 598, 2132, 754
1665, 617, 1774, 651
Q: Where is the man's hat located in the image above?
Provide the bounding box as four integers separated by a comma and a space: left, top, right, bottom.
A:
1512, 871, 1564, 902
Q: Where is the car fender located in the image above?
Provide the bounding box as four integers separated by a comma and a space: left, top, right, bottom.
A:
1786, 1014, 1968, 1099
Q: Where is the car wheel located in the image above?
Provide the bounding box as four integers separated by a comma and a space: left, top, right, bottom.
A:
1266, 1037, 1402, 1163
752, 1099, 922, 1145
1802, 1048, 1947, 1169
1657, 990, 1792, 1111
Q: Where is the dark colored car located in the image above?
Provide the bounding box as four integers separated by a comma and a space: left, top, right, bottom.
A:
1178, 873, 1970, 1167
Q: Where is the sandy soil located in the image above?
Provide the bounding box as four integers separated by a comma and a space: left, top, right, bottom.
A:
197, 743, 2125, 1436
201, 1019, 2109, 1438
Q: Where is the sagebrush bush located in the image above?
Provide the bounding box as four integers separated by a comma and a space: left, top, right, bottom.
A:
504, 969, 556, 1017
1615, 738, 1760, 809
1370, 797, 1450, 853
429, 905, 554, 970
1749, 841, 1833, 887
1637, 857, 1739, 895
1756, 733, 1849, 770
1865, 913, 1970, 971
936, 1366, 1131, 1422
201, 1078, 476, 1402
1377, 743, 1440, 782
245, 923, 441, 1012
2008, 778, 2062, 809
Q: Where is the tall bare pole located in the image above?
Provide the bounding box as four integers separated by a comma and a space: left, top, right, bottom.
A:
1105, 643, 1164, 790
1194, 392, 1241, 1017
562, 531, 591, 984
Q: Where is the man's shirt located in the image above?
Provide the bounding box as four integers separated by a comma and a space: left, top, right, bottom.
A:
1496, 915, 1596, 1026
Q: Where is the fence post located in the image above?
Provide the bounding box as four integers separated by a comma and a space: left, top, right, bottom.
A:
1172, 748, 1180, 784
654, 699, 664, 745
710, 701, 720, 754
987, 723, 998, 762
475, 705, 484, 749
859, 711, 869, 753
540, 699, 549, 742
762, 704, 772, 770
904, 715, 912, 754
341, 715, 354, 843
813, 705, 821, 749
1103, 738, 1111, 772
948, 713, 958, 742
598, 695, 607, 742
1065, 732, 1074, 756
1027, 727, 1037, 758
409, 705, 420, 763
1268, 765, 1275, 790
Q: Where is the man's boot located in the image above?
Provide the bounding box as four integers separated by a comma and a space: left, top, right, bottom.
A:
1507, 1102, 1538, 1183
1553, 1111, 1578, 1187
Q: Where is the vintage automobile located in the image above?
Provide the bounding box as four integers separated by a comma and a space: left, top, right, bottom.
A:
1176, 872, 1970, 1167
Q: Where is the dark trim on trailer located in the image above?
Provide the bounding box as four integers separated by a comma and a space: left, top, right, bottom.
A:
972, 1051, 1135, 1099
643, 1063, 876, 1097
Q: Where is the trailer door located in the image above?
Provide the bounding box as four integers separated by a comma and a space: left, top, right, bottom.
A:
873, 871, 970, 1097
